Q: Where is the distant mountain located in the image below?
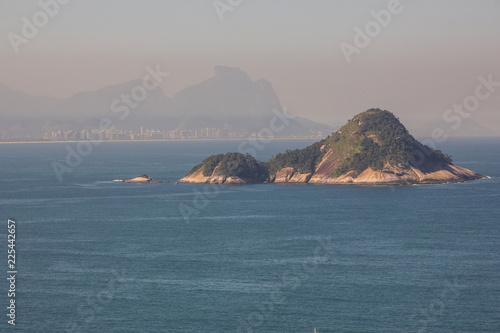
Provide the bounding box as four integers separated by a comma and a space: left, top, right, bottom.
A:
171, 66, 333, 136
0, 67, 333, 138
0, 83, 58, 137
180, 109, 484, 185
0, 83, 57, 118
174, 66, 281, 118
0, 80, 172, 135
51, 79, 171, 119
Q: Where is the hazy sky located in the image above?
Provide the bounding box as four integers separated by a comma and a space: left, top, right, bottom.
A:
1, 0, 499, 131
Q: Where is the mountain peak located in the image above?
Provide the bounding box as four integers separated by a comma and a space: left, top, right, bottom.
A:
322, 108, 451, 176
353, 108, 398, 122
336, 108, 409, 143
214, 65, 243, 75
174, 66, 277, 118
213, 65, 252, 85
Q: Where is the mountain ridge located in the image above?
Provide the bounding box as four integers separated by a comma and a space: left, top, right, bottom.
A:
0, 67, 333, 138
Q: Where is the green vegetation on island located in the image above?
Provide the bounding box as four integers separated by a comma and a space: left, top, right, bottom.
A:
184, 108, 464, 183
264, 108, 453, 177
188, 152, 268, 180
265, 140, 326, 175
323, 109, 452, 176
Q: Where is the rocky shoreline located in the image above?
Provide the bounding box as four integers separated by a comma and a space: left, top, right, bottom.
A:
177, 164, 485, 185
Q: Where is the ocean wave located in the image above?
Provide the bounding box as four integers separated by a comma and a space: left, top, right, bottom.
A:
135, 278, 276, 293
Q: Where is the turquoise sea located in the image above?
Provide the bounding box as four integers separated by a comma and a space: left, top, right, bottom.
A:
0, 138, 499, 332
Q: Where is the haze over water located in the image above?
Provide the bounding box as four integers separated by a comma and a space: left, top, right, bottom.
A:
1, 1, 499, 132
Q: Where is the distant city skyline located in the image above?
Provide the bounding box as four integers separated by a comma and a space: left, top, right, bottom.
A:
1, 1, 499, 135
39, 126, 324, 142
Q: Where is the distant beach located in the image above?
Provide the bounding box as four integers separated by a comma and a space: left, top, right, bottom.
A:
0, 137, 318, 144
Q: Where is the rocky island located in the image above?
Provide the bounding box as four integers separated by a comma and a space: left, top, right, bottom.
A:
122, 174, 170, 183
178, 109, 485, 185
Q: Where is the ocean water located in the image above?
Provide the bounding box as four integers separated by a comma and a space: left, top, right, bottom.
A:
0, 138, 499, 333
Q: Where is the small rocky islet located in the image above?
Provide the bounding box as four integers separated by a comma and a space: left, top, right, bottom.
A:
121, 174, 170, 183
